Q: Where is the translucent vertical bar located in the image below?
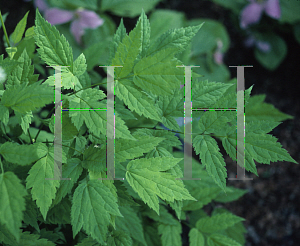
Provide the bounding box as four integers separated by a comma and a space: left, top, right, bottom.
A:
99, 66, 123, 181
176, 65, 200, 181
228, 66, 253, 181
46, 66, 71, 181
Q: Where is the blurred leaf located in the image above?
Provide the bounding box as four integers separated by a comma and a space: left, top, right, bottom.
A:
149, 9, 186, 41
254, 33, 287, 71
11, 11, 29, 45
212, 0, 245, 15
188, 19, 230, 56
101, 0, 161, 18
279, 0, 300, 24
294, 23, 300, 45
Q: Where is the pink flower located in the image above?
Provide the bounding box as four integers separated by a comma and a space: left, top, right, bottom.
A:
213, 39, 224, 65
45, 8, 104, 44
240, 0, 281, 29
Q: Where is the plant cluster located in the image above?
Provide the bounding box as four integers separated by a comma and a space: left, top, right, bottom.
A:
0, 1, 298, 245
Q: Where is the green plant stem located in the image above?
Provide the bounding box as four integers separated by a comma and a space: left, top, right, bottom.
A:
0, 11, 10, 47
0, 158, 4, 174
42, 141, 85, 155
67, 81, 108, 96
28, 129, 33, 144
1, 123, 12, 142
35, 106, 55, 141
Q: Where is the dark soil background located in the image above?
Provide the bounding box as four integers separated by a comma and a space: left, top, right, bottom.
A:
1, 0, 300, 246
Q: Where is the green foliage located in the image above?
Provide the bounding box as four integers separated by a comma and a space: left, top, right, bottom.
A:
0, 8, 297, 246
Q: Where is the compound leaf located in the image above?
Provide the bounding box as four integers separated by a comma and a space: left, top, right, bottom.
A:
71, 179, 122, 244
125, 157, 196, 215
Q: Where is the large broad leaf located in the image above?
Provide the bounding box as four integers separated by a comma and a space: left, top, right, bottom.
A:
116, 206, 147, 246
1, 82, 53, 114
221, 121, 298, 176
0, 142, 48, 166
0, 171, 27, 243
26, 145, 67, 220
34, 9, 73, 69
193, 135, 227, 191
125, 157, 196, 214
189, 228, 205, 246
71, 179, 123, 244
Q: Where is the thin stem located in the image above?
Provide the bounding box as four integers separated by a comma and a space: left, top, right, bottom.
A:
1, 122, 12, 141
0, 158, 4, 174
0, 11, 10, 47
28, 129, 33, 144
67, 81, 108, 96
42, 141, 85, 155
35, 106, 55, 141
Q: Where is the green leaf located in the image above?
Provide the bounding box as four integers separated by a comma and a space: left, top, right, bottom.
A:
0, 172, 27, 243
192, 80, 233, 108
115, 79, 162, 121
52, 158, 83, 206
26, 145, 66, 220
101, 0, 161, 18
132, 128, 182, 149
133, 48, 184, 96
73, 53, 87, 76
207, 234, 242, 246
211, 208, 247, 245
125, 157, 196, 214
107, 230, 133, 246
23, 196, 40, 233
146, 24, 203, 57
245, 94, 293, 122
2, 82, 53, 114
116, 206, 147, 246
71, 179, 122, 244
0, 142, 48, 165
6, 49, 38, 89
189, 228, 205, 246
222, 122, 298, 176
115, 134, 165, 163
294, 23, 300, 45
254, 33, 287, 71
68, 94, 135, 140
182, 186, 221, 211
188, 19, 230, 56
109, 18, 127, 65
193, 135, 227, 191
0, 102, 9, 125
138, 9, 151, 58
279, 0, 300, 24
214, 186, 248, 203
158, 222, 182, 246
34, 9, 73, 68
112, 20, 142, 79
149, 10, 185, 41
196, 213, 245, 234
75, 237, 100, 246
11, 11, 29, 44
14, 111, 33, 134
